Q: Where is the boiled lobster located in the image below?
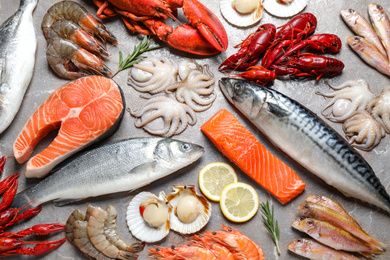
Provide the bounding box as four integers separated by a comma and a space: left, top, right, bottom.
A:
92, 0, 228, 55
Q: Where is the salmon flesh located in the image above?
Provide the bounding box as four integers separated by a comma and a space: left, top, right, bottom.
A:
13, 75, 125, 178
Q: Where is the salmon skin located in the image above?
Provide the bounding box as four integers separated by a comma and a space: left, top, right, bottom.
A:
219, 77, 390, 214
201, 109, 305, 204
11, 137, 204, 208
13, 76, 125, 178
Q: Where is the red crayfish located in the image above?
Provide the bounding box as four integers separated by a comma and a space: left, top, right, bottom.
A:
92, 0, 228, 55
219, 13, 344, 84
0, 156, 65, 257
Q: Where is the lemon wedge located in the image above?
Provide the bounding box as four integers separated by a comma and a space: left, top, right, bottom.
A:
199, 162, 238, 202
220, 182, 259, 222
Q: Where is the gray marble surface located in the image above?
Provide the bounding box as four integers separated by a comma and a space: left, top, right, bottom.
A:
0, 0, 389, 259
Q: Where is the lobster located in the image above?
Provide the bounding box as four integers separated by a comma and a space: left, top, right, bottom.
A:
230, 65, 276, 85
219, 24, 276, 71
271, 53, 345, 80
262, 13, 317, 67
92, 0, 228, 55
0, 224, 66, 257
272, 34, 342, 65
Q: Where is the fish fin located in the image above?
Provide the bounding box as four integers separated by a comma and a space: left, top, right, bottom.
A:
55, 199, 83, 207
129, 161, 158, 174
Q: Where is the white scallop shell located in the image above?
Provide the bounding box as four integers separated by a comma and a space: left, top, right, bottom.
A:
220, 0, 264, 27
126, 191, 171, 243
263, 0, 309, 18
167, 185, 211, 234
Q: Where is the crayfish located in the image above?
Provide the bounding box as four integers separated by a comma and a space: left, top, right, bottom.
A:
0, 156, 66, 256
92, 0, 228, 55
219, 13, 344, 84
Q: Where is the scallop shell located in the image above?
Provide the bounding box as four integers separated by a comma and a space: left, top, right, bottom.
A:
167, 185, 211, 234
263, 0, 309, 18
220, 0, 264, 27
126, 191, 172, 243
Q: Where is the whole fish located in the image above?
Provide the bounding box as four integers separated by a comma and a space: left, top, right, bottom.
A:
368, 3, 390, 58
297, 201, 385, 252
0, 0, 38, 134
219, 78, 390, 214
291, 217, 382, 258
305, 194, 361, 228
347, 36, 390, 76
340, 8, 387, 57
288, 238, 360, 260
11, 137, 204, 208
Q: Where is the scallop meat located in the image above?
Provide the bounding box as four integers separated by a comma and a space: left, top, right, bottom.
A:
167, 185, 211, 234
220, 0, 264, 27
126, 191, 172, 243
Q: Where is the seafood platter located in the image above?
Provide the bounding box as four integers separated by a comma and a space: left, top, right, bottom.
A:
2, 0, 390, 259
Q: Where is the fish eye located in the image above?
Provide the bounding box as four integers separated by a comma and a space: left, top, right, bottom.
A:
181, 143, 191, 151
378, 5, 383, 11
307, 220, 314, 226
233, 82, 244, 94
297, 239, 302, 243
348, 9, 354, 13
304, 203, 309, 209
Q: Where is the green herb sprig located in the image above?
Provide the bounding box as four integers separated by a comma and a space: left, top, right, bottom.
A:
113, 35, 162, 77
260, 200, 280, 255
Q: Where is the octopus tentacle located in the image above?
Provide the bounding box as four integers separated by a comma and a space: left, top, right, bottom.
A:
343, 111, 385, 151
316, 79, 375, 122
367, 88, 390, 133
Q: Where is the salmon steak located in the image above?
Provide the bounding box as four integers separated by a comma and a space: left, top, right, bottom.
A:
201, 109, 305, 204
13, 76, 125, 178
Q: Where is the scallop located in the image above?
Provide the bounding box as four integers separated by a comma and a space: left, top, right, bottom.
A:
167, 185, 211, 234
126, 191, 172, 243
263, 0, 309, 18
220, 0, 264, 27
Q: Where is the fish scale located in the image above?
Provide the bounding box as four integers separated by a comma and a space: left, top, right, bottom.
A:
219, 77, 390, 214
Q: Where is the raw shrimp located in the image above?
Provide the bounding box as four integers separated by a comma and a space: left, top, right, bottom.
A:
65, 209, 85, 243
47, 20, 109, 57
205, 225, 265, 260
87, 206, 138, 260
104, 205, 145, 253
42, 0, 117, 44
46, 37, 112, 80
73, 220, 113, 260
149, 244, 218, 259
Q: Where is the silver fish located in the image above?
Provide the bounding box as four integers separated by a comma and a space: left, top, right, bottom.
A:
0, 0, 38, 134
219, 78, 390, 214
11, 137, 204, 208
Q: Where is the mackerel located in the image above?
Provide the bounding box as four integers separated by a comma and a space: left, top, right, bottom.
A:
0, 0, 38, 134
11, 137, 204, 208
219, 77, 390, 214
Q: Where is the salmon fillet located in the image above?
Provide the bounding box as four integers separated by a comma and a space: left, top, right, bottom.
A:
13, 76, 125, 178
201, 109, 305, 204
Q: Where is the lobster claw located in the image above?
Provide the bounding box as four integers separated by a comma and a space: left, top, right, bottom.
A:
180, 0, 228, 52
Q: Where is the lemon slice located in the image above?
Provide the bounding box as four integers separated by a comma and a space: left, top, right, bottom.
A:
220, 182, 259, 222
199, 162, 238, 202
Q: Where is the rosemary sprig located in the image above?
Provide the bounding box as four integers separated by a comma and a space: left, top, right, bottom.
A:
113, 35, 161, 76
260, 200, 281, 255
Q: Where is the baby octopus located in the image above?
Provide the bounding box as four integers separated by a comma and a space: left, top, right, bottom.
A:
166, 60, 216, 112
316, 79, 375, 122
128, 58, 178, 94
343, 111, 386, 151
367, 87, 390, 133
130, 96, 197, 137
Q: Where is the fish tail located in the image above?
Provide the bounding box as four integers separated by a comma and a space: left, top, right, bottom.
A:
369, 238, 386, 253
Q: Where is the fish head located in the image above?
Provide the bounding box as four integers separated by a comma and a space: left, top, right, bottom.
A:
368, 3, 385, 20
340, 9, 358, 23
292, 217, 317, 233
287, 238, 311, 255
347, 36, 365, 52
154, 138, 204, 168
219, 77, 266, 118
305, 194, 322, 204
297, 201, 317, 217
